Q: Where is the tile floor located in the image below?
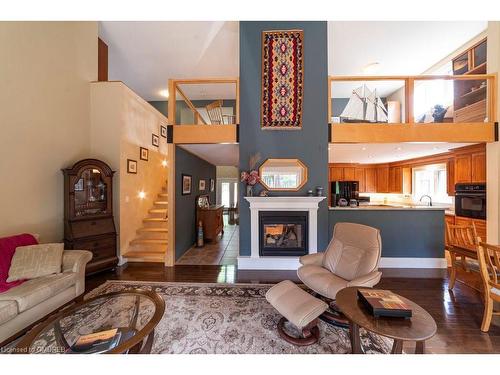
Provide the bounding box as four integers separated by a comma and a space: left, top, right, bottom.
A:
176, 222, 239, 265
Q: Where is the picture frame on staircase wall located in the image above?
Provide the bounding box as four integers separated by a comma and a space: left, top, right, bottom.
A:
152, 133, 160, 147
140, 147, 149, 161
127, 159, 137, 174
182, 174, 192, 195
160, 125, 167, 138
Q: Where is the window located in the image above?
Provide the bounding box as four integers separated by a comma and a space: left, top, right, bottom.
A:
221, 182, 230, 207
414, 62, 454, 122
412, 163, 451, 204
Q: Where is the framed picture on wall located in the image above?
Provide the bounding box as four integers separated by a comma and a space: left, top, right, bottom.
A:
127, 159, 137, 174
152, 134, 159, 147
160, 125, 167, 138
210, 179, 215, 192
140, 147, 149, 161
199, 179, 206, 191
182, 174, 192, 195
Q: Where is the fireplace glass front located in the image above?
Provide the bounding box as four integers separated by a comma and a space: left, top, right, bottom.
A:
259, 211, 308, 256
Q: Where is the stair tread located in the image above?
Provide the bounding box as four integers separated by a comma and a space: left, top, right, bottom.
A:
123, 251, 165, 259
143, 217, 168, 222
149, 209, 167, 213
154, 201, 168, 205
158, 193, 168, 197
130, 239, 168, 244
138, 227, 168, 232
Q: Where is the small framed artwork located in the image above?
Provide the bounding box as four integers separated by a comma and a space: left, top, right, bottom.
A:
160, 125, 167, 138
140, 147, 149, 161
199, 179, 206, 191
127, 159, 137, 174
210, 178, 215, 192
152, 134, 159, 147
182, 174, 192, 195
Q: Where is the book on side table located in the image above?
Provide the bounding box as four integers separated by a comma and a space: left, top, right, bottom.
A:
357, 289, 412, 318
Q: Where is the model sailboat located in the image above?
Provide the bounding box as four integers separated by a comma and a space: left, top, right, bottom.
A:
340, 85, 388, 123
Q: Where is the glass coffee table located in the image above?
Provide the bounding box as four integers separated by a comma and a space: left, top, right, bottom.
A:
15, 289, 165, 354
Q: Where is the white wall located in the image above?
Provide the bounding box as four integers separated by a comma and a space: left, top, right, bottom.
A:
0, 22, 97, 241
487, 22, 500, 244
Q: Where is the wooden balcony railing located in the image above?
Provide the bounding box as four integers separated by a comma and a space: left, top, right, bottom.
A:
328, 74, 498, 143
167, 78, 239, 144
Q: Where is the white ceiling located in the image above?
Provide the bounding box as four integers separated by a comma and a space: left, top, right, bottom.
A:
329, 21, 487, 97
99, 21, 239, 101
329, 143, 473, 164
179, 144, 239, 166
100, 21, 487, 102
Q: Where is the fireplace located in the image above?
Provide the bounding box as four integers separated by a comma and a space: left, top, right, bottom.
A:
259, 211, 308, 256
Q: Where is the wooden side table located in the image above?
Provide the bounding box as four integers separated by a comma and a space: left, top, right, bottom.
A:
336, 287, 437, 354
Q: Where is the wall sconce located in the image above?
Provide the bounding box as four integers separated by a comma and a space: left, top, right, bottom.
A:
138, 191, 146, 199
161, 160, 167, 167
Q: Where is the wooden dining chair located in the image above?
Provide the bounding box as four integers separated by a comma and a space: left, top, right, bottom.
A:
446, 221, 480, 290
205, 100, 236, 125
477, 242, 500, 332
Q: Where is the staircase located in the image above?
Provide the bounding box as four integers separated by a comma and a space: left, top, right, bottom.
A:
122, 185, 168, 262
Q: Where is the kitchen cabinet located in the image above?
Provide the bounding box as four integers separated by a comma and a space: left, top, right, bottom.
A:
402, 167, 412, 194
376, 167, 389, 193
389, 166, 403, 193
355, 168, 365, 192
447, 159, 455, 196
343, 167, 356, 181
471, 152, 486, 183
365, 168, 377, 193
329, 167, 344, 182
454, 155, 472, 184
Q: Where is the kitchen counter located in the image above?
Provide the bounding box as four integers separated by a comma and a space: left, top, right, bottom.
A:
329, 207, 446, 263
329, 203, 452, 211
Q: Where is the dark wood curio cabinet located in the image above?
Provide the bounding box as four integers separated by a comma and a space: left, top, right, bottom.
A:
62, 159, 118, 274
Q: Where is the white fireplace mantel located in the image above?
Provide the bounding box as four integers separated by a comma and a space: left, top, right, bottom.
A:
238, 196, 326, 270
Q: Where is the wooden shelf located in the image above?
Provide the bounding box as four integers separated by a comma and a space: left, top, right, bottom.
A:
465, 62, 487, 75
460, 85, 486, 100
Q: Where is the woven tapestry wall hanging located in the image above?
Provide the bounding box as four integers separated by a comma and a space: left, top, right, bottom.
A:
261, 29, 304, 129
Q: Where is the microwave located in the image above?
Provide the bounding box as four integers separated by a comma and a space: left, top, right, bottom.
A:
455, 183, 486, 220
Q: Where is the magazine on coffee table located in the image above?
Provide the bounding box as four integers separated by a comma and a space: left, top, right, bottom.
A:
357, 289, 412, 318
67, 328, 122, 354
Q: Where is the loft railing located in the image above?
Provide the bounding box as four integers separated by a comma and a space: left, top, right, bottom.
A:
328, 74, 497, 125
168, 78, 239, 126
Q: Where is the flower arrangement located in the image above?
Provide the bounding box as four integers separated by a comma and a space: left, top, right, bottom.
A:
240, 170, 260, 186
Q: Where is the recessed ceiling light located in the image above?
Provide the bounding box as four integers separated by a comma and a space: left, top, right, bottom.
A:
362, 62, 381, 75
159, 89, 169, 99
396, 147, 402, 151
361, 147, 367, 151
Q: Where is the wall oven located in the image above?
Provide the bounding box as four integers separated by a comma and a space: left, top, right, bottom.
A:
455, 183, 486, 220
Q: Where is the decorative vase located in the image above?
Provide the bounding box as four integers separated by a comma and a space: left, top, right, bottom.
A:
246, 185, 253, 197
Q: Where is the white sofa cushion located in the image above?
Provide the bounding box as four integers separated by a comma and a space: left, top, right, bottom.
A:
0, 272, 76, 313
7, 243, 64, 282
0, 300, 18, 325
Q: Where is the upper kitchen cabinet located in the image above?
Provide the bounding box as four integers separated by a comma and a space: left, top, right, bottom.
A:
329, 166, 344, 181
453, 144, 486, 185
471, 151, 486, 183
454, 154, 472, 183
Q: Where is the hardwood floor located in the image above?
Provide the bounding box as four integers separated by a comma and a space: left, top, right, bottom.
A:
86, 264, 500, 354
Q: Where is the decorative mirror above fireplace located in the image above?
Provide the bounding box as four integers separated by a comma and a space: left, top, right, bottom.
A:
259, 158, 308, 191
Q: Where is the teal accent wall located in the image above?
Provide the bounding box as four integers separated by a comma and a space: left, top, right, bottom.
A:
239, 21, 329, 256
175, 146, 217, 260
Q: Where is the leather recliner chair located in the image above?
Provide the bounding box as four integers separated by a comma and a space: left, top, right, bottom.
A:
297, 222, 382, 322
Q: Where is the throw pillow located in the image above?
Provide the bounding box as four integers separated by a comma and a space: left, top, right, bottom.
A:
7, 243, 64, 282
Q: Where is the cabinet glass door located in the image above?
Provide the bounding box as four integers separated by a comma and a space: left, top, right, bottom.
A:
74, 168, 108, 217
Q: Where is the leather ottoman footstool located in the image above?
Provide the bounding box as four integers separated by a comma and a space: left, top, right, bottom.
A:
266, 280, 328, 346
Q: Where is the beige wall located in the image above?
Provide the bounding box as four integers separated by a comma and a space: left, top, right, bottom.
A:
487, 22, 500, 244
0, 22, 97, 241
90, 82, 168, 256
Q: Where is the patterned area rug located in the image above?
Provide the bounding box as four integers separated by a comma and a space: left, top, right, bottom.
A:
83, 281, 392, 354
